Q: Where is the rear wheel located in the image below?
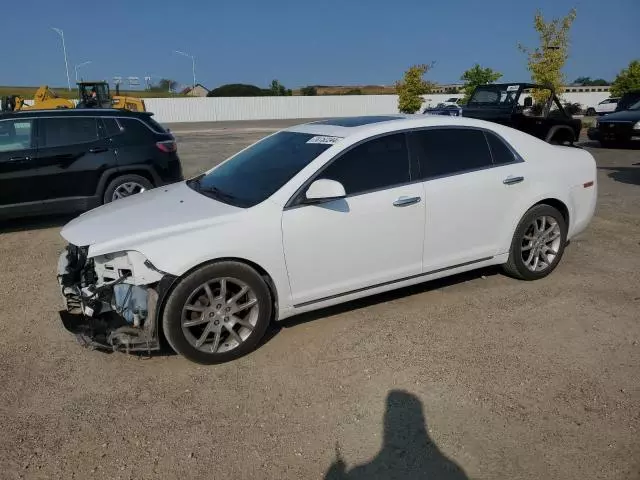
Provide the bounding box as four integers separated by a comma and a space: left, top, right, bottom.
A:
103, 174, 153, 204
162, 262, 272, 364
502, 204, 567, 281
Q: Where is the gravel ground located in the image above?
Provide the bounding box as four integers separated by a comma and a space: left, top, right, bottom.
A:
0, 121, 639, 480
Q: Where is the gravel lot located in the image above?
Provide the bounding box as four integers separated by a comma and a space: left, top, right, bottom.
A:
0, 120, 639, 480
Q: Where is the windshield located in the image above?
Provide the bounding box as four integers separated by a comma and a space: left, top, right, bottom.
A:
628, 100, 640, 110
187, 131, 335, 208
468, 85, 519, 106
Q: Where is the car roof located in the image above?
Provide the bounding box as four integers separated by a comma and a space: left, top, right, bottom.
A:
0, 109, 153, 120
285, 114, 511, 138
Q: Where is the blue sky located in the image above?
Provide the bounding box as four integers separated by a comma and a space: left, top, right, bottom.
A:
1, 0, 637, 90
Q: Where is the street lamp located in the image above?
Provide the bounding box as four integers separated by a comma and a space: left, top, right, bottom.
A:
52, 27, 71, 91
174, 50, 196, 95
74, 61, 92, 82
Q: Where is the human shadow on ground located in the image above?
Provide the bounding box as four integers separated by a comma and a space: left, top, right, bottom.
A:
325, 390, 469, 480
598, 163, 640, 186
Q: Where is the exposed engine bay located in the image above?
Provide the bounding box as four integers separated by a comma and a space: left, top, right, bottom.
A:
57, 244, 174, 353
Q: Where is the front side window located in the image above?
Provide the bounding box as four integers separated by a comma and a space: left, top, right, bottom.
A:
41, 117, 98, 148
317, 133, 410, 196
0, 119, 34, 152
409, 128, 493, 179
188, 131, 334, 208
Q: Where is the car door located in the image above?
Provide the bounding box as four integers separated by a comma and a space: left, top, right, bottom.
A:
0, 118, 41, 206
35, 116, 115, 201
408, 127, 529, 272
281, 132, 425, 307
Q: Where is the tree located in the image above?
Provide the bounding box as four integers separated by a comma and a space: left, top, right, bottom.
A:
342, 88, 363, 95
207, 84, 265, 97
573, 76, 609, 86
610, 60, 640, 97
518, 8, 577, 103
300, 86, 318, 96
395, 63, 435, 114
270, 79, 292, 96
460, 64, 502, 101
152, 78, 178, 92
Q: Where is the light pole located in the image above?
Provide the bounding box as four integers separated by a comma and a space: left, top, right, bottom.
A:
174, 50, 196, 95
52, 27, 71, 91
74, 61, 92, 82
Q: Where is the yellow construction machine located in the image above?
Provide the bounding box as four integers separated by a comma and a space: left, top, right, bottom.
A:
1, 82, 146, 112
76, 81, 146, 111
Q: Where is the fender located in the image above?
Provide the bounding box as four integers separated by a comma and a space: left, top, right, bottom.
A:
95, 165, 162, 198
545, 125, 576, 143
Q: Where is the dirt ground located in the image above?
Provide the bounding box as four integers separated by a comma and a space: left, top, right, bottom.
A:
0, 121, 639, 480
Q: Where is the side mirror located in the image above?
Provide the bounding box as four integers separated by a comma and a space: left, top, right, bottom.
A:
305, 179, 346, 202
524, 97, 533, 108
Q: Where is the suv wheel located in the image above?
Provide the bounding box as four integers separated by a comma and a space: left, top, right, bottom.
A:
103, 174, 153, 204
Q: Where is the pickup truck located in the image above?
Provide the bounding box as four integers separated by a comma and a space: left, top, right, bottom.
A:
425, 83, 582, 145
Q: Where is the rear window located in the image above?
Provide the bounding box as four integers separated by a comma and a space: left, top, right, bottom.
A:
118, 118, 155, 140
144, 116, 168, 133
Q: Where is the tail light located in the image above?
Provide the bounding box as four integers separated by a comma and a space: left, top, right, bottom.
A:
156, 140, 177, 153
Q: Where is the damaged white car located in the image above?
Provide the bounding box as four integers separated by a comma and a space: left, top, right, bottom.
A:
57, 115, 597, 364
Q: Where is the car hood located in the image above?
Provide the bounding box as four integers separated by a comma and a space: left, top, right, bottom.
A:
599, 110, 640, 122
61, 181, 243, 256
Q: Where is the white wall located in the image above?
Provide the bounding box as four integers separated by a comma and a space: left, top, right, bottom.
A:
22, 91, 613, 122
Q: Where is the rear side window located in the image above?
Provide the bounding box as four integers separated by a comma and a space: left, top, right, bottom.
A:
144, 116, 168, 133
318, 133, 410, 196
484, 131, 517, 165
102, 118, 123, 137
409, 128, 493, 179
40, 117, 99, 148
119, 118, 155, 141
0, 119, 34, 152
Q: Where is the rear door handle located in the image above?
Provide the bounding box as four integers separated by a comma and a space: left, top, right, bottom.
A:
89, 147, 108, 154
503, 176, 524, 185
8, 156, 31, 163
393, 196, 421, 207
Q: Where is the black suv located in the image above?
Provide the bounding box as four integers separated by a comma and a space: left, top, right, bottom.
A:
457, 83, 582, 145
0, 109, 183, 220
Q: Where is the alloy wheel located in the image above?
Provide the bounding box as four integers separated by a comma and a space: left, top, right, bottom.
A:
181, 277, 259, 354
112, 181, 146, 200
520, 215, 562, 272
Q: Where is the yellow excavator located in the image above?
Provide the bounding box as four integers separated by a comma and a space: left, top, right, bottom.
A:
1, 82, 146, 112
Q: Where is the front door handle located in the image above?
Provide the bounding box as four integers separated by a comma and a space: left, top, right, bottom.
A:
89, 147, 108, 154
8, 156, 31, 163
503, 176, 524, 185
393, 196, 421, 207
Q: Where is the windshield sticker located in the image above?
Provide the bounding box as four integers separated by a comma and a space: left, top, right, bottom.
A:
506, 85, 519, 92
306, 135, 343, 145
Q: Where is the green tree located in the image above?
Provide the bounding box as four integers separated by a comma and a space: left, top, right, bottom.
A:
152, 78, 178, 92
460, 64, 502, 101
518, 8, 577, 103
395, 63, 435, 114
300, 86, 318, 96
573, 76, 609, 86
610, 60, 640, 97
270, 79, 291, 96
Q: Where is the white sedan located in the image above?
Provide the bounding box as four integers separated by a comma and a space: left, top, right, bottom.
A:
57, 115, 597, 364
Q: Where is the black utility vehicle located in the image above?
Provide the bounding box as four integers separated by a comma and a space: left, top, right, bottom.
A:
0, 109, 183, 220
587, 97, 640, 147
460, 83, 582, 145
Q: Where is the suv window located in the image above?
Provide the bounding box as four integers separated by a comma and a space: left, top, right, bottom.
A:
102, 118, 123, 137
40, 117, 99, 148
484, 131, 517, 165
119, 118, 155, 141
318, 133, 410, 196
0, 119, 34, 152
409, 128, 493, 179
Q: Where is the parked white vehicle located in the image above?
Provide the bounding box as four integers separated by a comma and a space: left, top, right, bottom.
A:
590, 97, 619, 116
57, 115, 597, 364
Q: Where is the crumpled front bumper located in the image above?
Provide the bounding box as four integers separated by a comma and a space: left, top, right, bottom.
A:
56, 245, 176, 354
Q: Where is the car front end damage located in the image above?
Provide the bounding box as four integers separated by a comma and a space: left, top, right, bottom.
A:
57, 244, 176, 353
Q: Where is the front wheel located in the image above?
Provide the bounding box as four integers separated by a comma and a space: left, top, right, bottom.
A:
103, 174, 153, 204
162, 262, 272, 364
502, 204, 568, 281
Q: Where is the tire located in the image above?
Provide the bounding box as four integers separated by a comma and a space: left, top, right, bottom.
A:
548, 130, 575, 146
102, 174, 153, 204
502, 204, 568, 281
162, 261, 272, 364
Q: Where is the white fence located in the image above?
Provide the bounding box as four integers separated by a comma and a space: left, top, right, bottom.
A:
145, 91, 612, 123
23, 91, 613, 123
